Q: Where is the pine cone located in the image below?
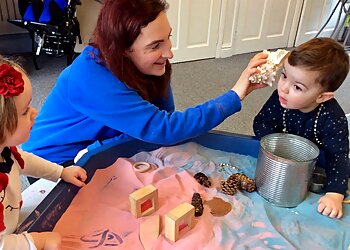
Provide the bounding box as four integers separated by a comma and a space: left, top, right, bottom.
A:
241, 181, 256, 192
194, 172, 211, 188
191, 192, 204, 216
228, 173, 256, 192
227, 173, 240, 182
226, 174, 241, 189
220, 181, 238, 195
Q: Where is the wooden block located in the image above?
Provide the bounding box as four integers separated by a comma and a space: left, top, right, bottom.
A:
140, 214, 160, 250
164, 203, 195, 242
129, 184, 158, 218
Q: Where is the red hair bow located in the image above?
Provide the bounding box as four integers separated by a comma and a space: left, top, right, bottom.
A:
0, 64, 24, 98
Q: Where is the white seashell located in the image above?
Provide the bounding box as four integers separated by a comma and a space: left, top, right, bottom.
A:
249, 49, 289, 86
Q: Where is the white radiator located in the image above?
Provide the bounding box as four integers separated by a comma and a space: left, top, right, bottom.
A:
0, 0, 24, 35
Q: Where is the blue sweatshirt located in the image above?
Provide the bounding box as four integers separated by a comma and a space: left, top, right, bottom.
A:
22, 46, 242, 163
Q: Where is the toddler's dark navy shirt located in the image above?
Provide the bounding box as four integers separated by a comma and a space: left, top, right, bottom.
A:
254, 90, 349, 195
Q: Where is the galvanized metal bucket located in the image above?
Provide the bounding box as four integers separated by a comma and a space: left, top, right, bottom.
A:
255, 133, 320, 207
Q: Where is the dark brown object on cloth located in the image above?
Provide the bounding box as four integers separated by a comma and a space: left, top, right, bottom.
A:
194, 172, 211, 188
220, 180, 238, 195
220, 173, 256, 195
226, 174, 241, 188
228, 173, 256, 192
191, 192, 204, 217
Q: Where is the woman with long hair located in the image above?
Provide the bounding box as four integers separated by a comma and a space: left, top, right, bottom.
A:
23, 0, 267, 165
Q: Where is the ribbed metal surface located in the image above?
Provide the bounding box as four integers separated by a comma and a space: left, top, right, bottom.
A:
256, 133, 319, 207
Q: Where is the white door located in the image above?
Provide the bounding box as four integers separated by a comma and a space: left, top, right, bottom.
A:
75, 0, 103, 52
0, 0, 25, 35
294, 0, 343, 46
167, 0, 222, 63
219, 0, 301, 56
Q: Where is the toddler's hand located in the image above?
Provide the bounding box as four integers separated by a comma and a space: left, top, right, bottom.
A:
61, 166, 87, 187
30, 231, 61, 250
317, 192, 344, 219
231, 52, 268, 100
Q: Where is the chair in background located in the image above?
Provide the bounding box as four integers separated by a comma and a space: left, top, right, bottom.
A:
8, 0, 82, 70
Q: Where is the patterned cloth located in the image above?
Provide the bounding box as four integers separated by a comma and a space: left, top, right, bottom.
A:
54, 142, 350, 249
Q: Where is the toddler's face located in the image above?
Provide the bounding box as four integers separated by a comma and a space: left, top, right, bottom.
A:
277, 60, 324, 113
4, 71, 38, 147
125, 11, 173, 77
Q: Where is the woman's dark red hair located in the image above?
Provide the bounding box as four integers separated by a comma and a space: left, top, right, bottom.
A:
91, 0, 172, 102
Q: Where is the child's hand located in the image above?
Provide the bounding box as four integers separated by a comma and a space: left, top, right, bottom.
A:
231, 52, 268, 100
61, 166, 87, 187
30, 231, 61, 250
317, 192, 344, 219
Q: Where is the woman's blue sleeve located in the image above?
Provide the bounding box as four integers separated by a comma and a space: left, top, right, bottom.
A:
67, 64, 241, 145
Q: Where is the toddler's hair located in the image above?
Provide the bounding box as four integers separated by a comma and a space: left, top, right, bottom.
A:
288, 37, 349, 92
0, 56, 26, 144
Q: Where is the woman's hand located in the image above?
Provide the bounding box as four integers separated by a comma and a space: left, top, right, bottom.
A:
61, 166, 87, 187
317, 192, 344, 219
231, 52, 268, 101
30, 232, 61, 250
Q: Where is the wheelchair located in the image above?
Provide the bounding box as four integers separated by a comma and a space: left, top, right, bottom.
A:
8, 0, 82, 70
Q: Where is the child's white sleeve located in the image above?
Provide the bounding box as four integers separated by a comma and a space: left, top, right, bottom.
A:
0, 232, 37, 250
18, 149, 63, 182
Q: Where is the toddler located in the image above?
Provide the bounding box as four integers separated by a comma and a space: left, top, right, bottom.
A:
253, 37, 349, 219
0, 56, 87, 249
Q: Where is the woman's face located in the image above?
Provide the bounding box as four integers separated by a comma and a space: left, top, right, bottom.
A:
126, 11, 173, 76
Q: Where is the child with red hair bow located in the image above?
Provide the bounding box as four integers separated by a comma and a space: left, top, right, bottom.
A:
0, 56, 87, 249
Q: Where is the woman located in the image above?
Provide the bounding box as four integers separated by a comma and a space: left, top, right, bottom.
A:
23, 0, 267, 164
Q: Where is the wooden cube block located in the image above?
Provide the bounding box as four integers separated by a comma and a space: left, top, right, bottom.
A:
164, 202, 195, 242
129, 184, 158, 218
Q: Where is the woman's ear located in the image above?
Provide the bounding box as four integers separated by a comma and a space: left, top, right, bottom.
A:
316, 91, 334, 103
124, 48, 134, 58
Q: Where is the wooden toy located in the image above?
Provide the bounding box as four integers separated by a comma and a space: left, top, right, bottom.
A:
164, 202, 195, 242
139, 214, 160, 250
133, 162, 151, 173
129, 184, 158, 218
